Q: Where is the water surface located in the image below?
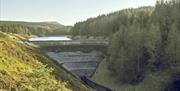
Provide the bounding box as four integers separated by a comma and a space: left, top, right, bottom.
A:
29, 36, 71, 42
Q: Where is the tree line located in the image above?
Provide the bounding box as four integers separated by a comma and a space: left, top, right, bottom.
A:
71, 6, 153, 37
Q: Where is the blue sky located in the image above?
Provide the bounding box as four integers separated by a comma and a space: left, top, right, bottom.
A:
0, 0, 156, 25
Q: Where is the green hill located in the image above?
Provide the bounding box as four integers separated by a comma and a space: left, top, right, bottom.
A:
0, 31, 89, 91
0, 21, 72, 37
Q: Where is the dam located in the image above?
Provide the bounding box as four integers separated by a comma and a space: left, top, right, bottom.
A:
46, 51, 103, 77
28, 36, 107, 77
28, 36, 114, 91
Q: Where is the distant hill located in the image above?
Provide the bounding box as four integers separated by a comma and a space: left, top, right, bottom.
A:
0, 21, 72, 37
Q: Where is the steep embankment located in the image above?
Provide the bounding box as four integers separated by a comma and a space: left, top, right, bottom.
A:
0, 21, 72, 37
0, 32, 89, 91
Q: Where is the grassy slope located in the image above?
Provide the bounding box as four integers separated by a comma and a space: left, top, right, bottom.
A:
92, 59, 179, 91
0, 32, 89, 91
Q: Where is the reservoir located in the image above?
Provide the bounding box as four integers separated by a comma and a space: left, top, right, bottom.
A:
28, 36, 72, 42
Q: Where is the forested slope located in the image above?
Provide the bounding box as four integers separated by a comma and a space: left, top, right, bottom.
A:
71, 6, 153, 37
107, 0, 180, 85
71, 0, 180, 91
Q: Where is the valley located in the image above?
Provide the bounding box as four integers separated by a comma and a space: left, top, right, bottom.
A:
0, 0, 180, 91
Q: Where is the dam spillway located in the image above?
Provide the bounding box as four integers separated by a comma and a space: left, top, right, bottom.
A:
46, 51, 103, 77
28, 36, 107, 77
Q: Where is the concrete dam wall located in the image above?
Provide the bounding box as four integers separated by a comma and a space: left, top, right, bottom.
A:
28, 36, 112, 90
46, 51, 103, 77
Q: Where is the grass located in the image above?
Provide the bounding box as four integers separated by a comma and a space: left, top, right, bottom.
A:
92, 59, 180, 91
0, 32, 90, 91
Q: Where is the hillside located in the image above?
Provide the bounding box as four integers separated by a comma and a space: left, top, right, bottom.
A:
71, 0, 180, 91
0, 31, 89, 91
71, 6, 153, 37
0, 21, 72, 37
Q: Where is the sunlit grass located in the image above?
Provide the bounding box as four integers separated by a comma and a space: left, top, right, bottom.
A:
0, 32, 87, 90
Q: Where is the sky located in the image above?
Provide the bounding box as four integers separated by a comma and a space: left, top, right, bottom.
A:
0, 0, 156, 25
